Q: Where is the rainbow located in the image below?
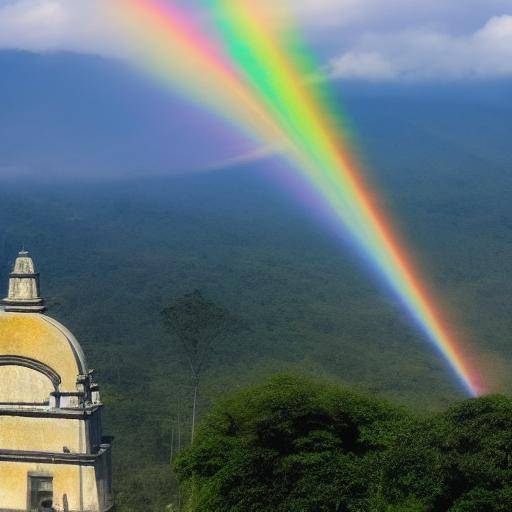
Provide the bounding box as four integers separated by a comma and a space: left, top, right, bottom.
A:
108, 0, 483, 396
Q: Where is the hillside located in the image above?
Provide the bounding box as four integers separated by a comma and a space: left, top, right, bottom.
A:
0, 70, 511, 506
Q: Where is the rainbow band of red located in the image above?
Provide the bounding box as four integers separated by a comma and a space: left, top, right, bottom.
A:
110, 0, 484, 396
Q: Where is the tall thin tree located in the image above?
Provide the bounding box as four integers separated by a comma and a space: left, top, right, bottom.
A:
161, 290, 232, 442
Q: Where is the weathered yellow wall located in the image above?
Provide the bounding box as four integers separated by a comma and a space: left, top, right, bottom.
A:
0, 365, 53, 403
0, 417, 85, 453
0, 306, 109, 510
83, 464, 101, 511
0, 313, 83, 391
0, 461, 99, 511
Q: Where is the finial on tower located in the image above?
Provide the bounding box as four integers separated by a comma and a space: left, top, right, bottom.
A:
2, 250, 46, 313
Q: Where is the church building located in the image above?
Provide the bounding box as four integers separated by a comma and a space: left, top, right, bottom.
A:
0, 251, 113, 511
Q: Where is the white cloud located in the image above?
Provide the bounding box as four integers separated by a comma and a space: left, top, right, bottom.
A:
0, 0, 117, 55
0, 0, 511, 82
324, 15, 512, 81
282, 0, 511, 31
322, 51, 396, 81
0, 0, 65, 50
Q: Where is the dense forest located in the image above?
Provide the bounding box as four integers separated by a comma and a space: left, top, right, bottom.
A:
0, 85, 511, 509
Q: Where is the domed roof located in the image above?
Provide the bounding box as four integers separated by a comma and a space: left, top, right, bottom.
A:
0, 311, 88, 392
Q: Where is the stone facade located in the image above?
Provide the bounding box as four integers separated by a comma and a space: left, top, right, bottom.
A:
3, 251, 45, 314
0, 251, 113, 511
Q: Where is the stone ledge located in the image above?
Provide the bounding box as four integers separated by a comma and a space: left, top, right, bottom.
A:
0, 405, 102, 419
0, 509, 97, 512
0, 443, 112, 466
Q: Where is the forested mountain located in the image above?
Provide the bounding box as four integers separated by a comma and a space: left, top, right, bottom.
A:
1, 51, 511, 509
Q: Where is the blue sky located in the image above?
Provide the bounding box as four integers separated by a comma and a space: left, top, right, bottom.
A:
0, 0, 511, 81
0, 1, 510, 179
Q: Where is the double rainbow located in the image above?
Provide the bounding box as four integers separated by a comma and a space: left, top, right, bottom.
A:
109, 0, 483, 396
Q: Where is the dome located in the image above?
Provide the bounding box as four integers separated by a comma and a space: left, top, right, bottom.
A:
0, 251, 113, 512
0, 311, 88, 403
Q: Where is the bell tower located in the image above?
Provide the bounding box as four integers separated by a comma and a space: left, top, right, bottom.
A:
2, 250, 46, 313
0, 250, 114, 511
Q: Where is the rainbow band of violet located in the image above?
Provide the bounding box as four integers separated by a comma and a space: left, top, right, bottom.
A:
111, 0, 483, 396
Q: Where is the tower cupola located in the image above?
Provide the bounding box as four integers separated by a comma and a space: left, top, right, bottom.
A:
0, 251, 113, 510
2, 250, 46, 313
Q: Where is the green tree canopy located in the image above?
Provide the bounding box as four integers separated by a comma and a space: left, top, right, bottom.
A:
175, 374, 403, 511
175, 375, 512, 512
383, 395, 512, 511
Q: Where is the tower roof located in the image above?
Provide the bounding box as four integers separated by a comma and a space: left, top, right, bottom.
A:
2, 250, 46, 313
0, 312, 88, 391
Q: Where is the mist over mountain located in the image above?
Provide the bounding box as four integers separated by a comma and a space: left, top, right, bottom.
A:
0, 51, 254, 179
1, 50, 511, 181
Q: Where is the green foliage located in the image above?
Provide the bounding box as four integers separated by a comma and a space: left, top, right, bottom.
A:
162, 290, 239, 442
161, 290, 236, 380
176, 377, 512, 512
175, 374, 402, 511
380, 395, 512, 511
114, 464, 177, 512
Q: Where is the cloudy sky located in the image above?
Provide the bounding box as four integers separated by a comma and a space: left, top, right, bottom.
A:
0, 0, 510, 179
0, 0, 511, 82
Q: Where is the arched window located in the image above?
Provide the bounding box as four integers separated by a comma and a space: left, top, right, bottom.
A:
0, 355, 61, 405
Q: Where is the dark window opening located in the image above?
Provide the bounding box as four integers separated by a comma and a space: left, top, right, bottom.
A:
28, 475, 53, 512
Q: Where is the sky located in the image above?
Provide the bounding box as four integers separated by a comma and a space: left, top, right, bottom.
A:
0, 0, 510, 179
0, 0, 511, 81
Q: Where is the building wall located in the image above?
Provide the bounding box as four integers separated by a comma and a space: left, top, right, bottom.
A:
0, 313, 85, 392
0, 417, 85, 453
0, 305, 112, 511
86, 414, 103, 454
0, 461, 100, 511
94, 448, 114, 511
0, 366, 53, 404
7, 277, 39, 302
